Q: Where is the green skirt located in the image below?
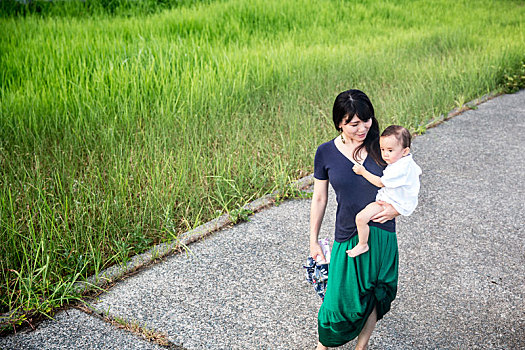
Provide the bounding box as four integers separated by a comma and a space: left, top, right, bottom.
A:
318, 226, 398, 347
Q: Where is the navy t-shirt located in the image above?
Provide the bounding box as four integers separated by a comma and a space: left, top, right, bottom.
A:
314, 139, 396, 242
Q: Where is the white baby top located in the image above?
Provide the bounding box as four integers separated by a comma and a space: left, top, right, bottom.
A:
376, 153, 422, 216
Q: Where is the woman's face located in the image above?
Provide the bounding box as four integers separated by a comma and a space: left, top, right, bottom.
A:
339, 114, 372, 144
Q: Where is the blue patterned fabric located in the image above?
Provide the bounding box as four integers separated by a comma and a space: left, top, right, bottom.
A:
304, 257, 329, 300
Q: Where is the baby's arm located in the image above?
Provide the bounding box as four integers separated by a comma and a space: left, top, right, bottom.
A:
352, 164, 384, 188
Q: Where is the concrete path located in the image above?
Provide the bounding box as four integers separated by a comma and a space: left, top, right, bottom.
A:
2, 91, 524, 349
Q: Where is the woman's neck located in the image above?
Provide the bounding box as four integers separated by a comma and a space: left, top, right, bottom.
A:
335, 136, 367, 164
340, 134, 364, 149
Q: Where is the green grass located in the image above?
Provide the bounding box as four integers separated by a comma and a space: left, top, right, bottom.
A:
1, 0, 524, 330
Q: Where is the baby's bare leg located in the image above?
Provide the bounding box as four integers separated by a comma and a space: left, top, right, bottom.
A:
347, 202, 384, 258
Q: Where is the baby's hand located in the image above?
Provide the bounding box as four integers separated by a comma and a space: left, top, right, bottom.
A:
353, 164, 365, 175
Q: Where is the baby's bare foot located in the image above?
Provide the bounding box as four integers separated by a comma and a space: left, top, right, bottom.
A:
346, 244, 369, 258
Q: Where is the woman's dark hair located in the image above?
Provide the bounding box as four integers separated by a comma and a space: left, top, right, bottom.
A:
381, 125, 411, 148
332, 89, 383, 165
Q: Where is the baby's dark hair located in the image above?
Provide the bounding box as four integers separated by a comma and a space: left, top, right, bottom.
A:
381, 125, 411, 148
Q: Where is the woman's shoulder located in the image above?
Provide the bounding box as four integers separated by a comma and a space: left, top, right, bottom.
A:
316, 138, 336, 153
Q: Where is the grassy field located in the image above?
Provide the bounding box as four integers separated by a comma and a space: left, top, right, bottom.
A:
1, 0, 524, 329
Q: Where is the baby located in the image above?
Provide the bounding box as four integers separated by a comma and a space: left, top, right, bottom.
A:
347, 125, 422, 258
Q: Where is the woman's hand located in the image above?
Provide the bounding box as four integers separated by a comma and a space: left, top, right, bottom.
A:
370, 201, 399, 223
310, 241, 326, 263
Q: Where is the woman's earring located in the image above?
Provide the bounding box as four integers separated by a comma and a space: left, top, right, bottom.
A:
340, 133, 346, 144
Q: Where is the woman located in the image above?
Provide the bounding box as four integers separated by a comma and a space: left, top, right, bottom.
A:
310, 89, 399, 349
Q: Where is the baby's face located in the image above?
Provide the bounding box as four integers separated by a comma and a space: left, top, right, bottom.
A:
380, 135, 409, 164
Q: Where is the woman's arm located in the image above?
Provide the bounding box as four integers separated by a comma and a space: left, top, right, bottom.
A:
309, 178, 329, 262
371, 201, 399, 223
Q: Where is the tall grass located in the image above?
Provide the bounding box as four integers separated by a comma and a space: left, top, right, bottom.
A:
0, 0, 217, 18
1, 0, 524, 328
